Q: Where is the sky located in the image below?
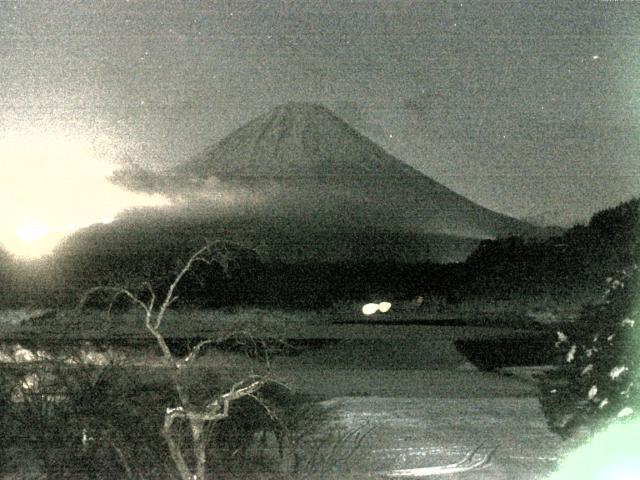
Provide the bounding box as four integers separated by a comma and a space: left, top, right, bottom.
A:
1, 0, 639, 256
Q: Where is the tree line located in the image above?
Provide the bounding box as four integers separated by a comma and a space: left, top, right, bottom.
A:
0, 198, 637, 309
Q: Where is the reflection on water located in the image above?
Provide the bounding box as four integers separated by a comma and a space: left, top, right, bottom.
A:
323, 397, 563, 479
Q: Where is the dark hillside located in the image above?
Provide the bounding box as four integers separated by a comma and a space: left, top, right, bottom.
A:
460, 198, 640, 297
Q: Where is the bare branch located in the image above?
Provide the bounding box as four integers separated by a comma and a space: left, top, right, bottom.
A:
78, 286, 150, 316
166, 294, 179, 308
108, 440, 135, 480
207, 377, 266, 419
142, 281, 156, 313
106, 290, 127, 322
247, 393, 278, 420
156, 245, 212, 329
179, 339, 215, 366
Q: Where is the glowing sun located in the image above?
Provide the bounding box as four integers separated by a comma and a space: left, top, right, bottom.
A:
0, 128, 168, 258
16, 218, 49, 243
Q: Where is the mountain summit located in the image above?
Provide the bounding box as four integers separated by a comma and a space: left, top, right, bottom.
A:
76, 102, 535, 263
172, 102, 422, 180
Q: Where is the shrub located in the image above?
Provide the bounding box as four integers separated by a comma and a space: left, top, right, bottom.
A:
0, 342, 341, 479
538, 266, 639, 438
208, 384, 330, 475
1, 356, 178, 479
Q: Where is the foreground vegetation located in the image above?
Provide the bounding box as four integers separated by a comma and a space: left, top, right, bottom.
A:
0, 353, 371, 479
0, 244, 372, 480
538, 265, 639, 438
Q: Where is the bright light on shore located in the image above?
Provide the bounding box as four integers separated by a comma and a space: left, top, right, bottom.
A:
362, 303, 379, 315
362, 301, 392, 315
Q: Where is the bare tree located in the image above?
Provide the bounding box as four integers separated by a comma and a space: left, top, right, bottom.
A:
80, 242, 279, 480
67, 242, 497, 480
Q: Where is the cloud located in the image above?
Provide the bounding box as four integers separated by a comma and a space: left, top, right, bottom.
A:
109, 164, 168, 194
109, 163, 274, 216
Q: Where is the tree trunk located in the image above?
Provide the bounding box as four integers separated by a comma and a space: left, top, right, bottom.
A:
279, 435, 296, 475
163, 411, 193, 480
192, 418, 207, 480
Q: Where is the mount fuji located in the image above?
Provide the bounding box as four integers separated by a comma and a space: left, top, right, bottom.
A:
66, 102, 535, 264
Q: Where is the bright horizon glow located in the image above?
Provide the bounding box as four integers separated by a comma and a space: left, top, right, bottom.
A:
0, 128, 169, 258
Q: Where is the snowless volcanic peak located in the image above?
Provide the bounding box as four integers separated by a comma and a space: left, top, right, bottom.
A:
172, 102, 422, 179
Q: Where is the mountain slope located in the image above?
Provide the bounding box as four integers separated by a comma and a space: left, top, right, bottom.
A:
169, 102, 531, 244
